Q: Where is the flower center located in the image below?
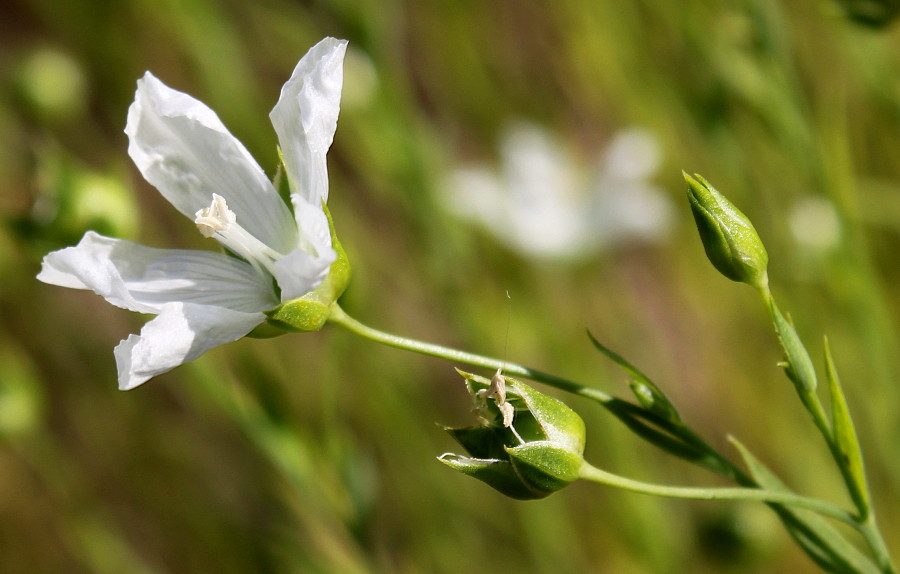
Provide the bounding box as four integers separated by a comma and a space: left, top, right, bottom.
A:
195, 194, 285, 276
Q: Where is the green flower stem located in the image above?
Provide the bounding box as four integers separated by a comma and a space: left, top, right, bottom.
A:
759, 285, 870, 497
329, 306, 755, 482
327, 304, 614, 404
578, 461, 858, 527
757, 286, 894, 571
861, 517, 896, 574
759, 287, 832, 436
330, 304, 769, 485
329, 304, 894, 570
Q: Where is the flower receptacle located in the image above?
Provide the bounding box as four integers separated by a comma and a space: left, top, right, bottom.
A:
260, 204, 351, 334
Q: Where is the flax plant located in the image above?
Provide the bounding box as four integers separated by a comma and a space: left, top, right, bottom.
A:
34, 29, 894, 569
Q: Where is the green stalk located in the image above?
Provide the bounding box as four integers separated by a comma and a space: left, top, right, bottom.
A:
328, 304, 613, 403
757, 286, 894, 571
329, 303, 894, 570
578, 462, 858, 527
860, 517, 896, 574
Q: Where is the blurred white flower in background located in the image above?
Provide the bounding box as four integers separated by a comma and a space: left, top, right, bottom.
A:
789, 195, 842, 253
443, 123, 673, 261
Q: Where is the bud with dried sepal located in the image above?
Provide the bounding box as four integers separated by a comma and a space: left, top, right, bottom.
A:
439, 370, 586, 500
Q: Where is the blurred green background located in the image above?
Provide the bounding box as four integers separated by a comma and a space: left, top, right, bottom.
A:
2, 0, 899, 572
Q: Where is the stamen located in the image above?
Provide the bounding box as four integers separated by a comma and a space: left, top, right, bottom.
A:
195, 194, 235, 238
194, 194, 286, 277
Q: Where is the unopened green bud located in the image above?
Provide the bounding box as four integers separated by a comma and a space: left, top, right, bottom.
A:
256, 204, 351, 335
685, 173, 768, 290
439, 370, 586, 500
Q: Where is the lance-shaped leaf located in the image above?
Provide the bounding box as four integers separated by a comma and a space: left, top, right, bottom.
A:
587, 331, 681, 424
731, 437, 879, 574
824, 338, 871, 519
770, 301, 818, 394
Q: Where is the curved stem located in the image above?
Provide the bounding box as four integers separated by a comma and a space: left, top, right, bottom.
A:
860, 517, 896, 574
328, 304, 613, 403
330, 304, 894, 568
578, 461, 858, 527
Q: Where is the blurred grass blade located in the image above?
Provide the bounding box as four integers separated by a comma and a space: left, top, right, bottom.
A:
832, 0, 900, 27
587, 331, 681, 423
824, 338, 871, 519
730, 438, 879, 574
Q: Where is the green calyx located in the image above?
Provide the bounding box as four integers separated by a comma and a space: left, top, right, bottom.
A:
685, 172, 769, 291
252, 204, 351, 336
439, 371, 586, 500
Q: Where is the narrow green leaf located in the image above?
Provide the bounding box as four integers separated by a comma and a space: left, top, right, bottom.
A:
824, 338, 871, 519
627, 380, 682, 424
601, 399, 737, 477
730, 437, 879, 574
603, 399, 702, 460
587, 331, 681, 423
769, 302, 818, 393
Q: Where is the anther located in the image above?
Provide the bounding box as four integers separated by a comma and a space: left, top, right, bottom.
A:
195, 194, 235, 238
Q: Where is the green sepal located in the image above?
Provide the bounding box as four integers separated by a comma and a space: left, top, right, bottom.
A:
459, 370, 586, 452
437, 455, 538, 500
444, 424, 510, 460
824, 338, 871, 518
769, 301, 817, 393
684, 172, 769, 290
730, 437, 880, 574
440, 371, 586, 500
262, 203, 351, 333
273, 147, 291, 202
506, 442, 585, 495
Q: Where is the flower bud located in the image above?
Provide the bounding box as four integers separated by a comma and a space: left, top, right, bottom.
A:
685, 173, 768, 290
258, 204, 351, 335
439, 370, 586, 500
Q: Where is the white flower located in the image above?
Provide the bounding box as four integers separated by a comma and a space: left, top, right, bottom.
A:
789, 195, 841, 253
37, 38, 348, 390
443, 123, 672, 261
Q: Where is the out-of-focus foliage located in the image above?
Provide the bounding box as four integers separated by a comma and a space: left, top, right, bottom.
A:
832, 0, 900, 27
2, 0, 899, 572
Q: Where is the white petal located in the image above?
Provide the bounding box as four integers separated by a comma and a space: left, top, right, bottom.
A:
600, 128, 661, 181
126, 72, 297, 254
291, 194, 332, 255
273, 246, 337, 301
442, 168, 507, 223
115, 302, 265, 390
37, 231, 278, 314
270, 38, 347, 206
